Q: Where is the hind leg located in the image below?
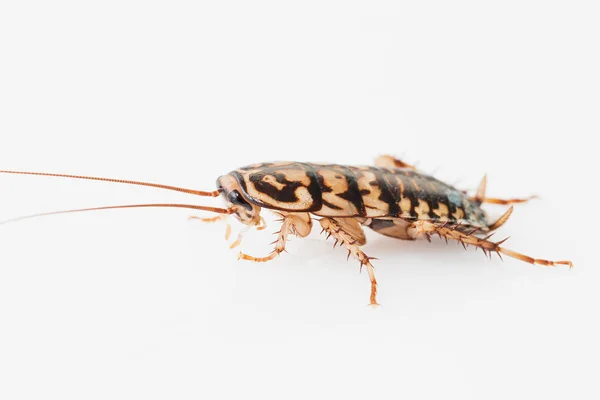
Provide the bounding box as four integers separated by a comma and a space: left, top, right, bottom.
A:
475, 196, 538, 205
471, 174, 537, 205
320, 217, 379, 306
408, 220, 573, 268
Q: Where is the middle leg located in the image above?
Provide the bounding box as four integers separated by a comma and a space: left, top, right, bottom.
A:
320, 217, 379, 306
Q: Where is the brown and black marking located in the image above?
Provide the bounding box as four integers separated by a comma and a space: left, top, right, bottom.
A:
231, 162, 488, 229
0, 156, 572, 306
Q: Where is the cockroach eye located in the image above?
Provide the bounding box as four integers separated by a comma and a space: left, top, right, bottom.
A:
227, 190, 252, 211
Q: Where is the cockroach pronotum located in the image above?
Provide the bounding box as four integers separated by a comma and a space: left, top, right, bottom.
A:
0, 155, 572, 305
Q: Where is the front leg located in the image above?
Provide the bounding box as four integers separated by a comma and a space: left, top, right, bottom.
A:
319, 217, 379, 306
238, 212, 312, 262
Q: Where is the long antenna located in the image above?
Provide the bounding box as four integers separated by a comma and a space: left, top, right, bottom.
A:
0, 170, 222, 197
0, 203, 233, 225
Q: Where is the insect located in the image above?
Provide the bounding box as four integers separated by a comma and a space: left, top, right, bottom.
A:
0, 155, 572, 305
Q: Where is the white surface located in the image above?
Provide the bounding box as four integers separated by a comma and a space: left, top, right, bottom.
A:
0, 1, 596, 399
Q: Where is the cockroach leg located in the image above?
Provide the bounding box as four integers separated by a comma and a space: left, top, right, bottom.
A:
238, 219, 292, 262
475, 195, 538, 205
409, 221, 573, 268
238, 212, 312, 263
470, 174, 537, 205
375, 155, 417, 170
189, 214, 232, 240
188, 215, 225, 223
320, 217, 379, 306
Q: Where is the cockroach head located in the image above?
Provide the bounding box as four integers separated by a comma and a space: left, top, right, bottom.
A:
217, 174, 262, 226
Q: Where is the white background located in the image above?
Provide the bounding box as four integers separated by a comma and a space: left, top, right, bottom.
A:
0, 1, 596, 399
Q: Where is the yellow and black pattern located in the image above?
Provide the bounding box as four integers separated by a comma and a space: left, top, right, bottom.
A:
226, 162, 488, 229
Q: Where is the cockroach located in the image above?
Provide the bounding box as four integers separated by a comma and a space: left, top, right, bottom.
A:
0, 155, 572, 305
